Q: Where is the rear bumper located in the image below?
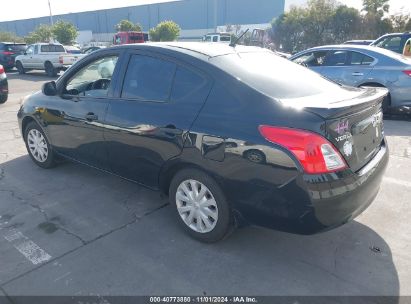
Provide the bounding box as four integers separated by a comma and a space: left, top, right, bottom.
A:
0, 58, 15, 69
302, 141, 389, 233
236, 140, 389, 234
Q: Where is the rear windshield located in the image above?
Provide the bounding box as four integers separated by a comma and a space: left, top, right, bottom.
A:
220, 36, 231, 42
41, 45, 65, 52
211, 51, 344, 99
4, 44, 26, 52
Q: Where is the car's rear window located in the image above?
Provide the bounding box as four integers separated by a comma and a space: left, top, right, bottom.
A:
41, 45, 65, 52
4, 44, 26, 52
211, 51, 345, 100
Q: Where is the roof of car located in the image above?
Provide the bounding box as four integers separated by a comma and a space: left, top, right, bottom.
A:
111, 42, 266, 58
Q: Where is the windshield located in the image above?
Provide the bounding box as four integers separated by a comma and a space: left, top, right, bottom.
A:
211, 51, 351, 100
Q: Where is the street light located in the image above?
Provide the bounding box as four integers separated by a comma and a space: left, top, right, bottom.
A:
48, 0, 54, 26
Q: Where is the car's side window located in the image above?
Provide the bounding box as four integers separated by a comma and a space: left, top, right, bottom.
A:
64, 55, 119, 98
121, 55, 176, 102
26, 46, 34, 55
376, 36, 402, 53
349, 52, 374, 66
34, 45, 39, 55
292, 51, 327, 67
171, 66, 208, 103
324, 50, 348, 66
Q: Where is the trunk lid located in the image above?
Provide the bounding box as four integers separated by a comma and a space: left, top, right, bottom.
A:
280, 86, 387, 172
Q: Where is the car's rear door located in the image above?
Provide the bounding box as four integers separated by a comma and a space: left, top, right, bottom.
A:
321, 50, 375, 87
339, 51, 375, 86
104, 50, 212, 188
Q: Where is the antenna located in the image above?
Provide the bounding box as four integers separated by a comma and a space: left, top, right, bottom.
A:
230, 29, 249, 47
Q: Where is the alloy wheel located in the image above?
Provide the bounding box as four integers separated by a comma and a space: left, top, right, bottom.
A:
27, 129, 49, 163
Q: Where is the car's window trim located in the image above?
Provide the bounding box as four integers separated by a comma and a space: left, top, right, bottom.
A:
116, 49, 212, 105
347, 51, 376, 66
120, 53, 177, 103
58, 51, 124, 100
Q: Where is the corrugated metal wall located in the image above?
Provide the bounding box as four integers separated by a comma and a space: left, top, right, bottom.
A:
0, 0, 284, 36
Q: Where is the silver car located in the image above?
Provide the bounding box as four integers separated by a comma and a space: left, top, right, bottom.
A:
290, 45, 411, 110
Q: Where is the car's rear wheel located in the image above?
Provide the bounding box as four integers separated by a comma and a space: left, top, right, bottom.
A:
24, 121, 56, 169
169, 168, 234, 243
16, 61, 25, 75
45, 62, 57, 77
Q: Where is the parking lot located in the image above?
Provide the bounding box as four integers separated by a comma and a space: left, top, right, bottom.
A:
0, 71, 411, 299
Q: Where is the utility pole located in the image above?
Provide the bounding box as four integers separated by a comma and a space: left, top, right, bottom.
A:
48, 0, 54, 26
214, 0, 217, 32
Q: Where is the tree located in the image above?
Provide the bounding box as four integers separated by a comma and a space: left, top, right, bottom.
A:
52, 20, 78, 45
270, 6, 308, 52
304, 0, 338, 46
362, 0, 390, 17
0, 31, 24, 43
115, 19, 142, 32
149, 21, 180, 42
390, 14, 410, 32
406, 18, 411, 31
331, 5, 362, 43
24, 24, 53, 44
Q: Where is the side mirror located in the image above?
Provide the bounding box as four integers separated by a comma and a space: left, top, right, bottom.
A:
42, 81, 57, 96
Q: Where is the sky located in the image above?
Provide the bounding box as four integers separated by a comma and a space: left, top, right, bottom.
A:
0, 0, 410, 22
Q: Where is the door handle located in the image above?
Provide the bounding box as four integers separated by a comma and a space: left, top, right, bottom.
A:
85, 113, 98, 121
352, 72, 364, 76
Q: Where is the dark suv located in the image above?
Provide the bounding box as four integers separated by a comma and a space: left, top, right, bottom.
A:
371, 32, 411, 54
0, 42, 27, 70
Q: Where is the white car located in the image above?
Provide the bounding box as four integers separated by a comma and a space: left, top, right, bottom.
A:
15, 43, 84, 77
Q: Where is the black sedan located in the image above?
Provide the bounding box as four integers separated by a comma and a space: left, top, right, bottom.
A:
17, 43, 389, 242
0, 64, 8, 104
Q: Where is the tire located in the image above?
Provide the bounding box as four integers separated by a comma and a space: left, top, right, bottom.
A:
382, 93, 391, 114
243, 149, 266, 164
169, 168, 234, 243
16, 61, 25, 75
0, 94, 7, 104
45, 62, 57, 77
24, 121, 56, 169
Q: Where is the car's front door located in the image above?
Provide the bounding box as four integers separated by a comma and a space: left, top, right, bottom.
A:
104, 51, 212, 188
21, 45, 35, 68
320, 50, 350, 84
45, 53, 122, 169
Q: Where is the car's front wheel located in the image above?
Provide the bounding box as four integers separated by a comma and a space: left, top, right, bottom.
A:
16, 61, 25, 75
169, 168, 234, 242
24, 121, 56, 168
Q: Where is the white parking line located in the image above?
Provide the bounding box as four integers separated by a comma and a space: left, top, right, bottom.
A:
0, 222, 52, 265
383, 176, 411, 188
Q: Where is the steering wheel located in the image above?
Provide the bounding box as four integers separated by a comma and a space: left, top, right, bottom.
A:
91, 78, 111, 90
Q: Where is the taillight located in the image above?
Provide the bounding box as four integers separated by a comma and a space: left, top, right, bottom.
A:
59, 56, 63, 64
0, 65, 4, 74
403, 70, 411, 77
1, 51, 14, 55
259, 126, 347, 174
